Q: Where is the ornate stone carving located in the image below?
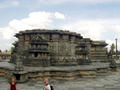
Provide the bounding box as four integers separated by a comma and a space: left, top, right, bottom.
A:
11, 29, 108, 67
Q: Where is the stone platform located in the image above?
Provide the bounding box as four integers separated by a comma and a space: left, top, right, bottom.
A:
0, 61, 110, 71
0, 68, 120, 90
24, 62, 110, 72
0, 61, 111, 82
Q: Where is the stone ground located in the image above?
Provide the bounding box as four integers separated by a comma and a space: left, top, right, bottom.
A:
1, 68, 120, 90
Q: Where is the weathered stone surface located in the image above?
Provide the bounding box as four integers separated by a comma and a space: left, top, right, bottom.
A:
7, 29, 110, 82
1, 68, 120, 90
11, 29, 108, 67
0, 61, 110, 82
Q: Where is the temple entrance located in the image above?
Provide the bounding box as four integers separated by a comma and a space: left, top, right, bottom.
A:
34, 52, 38, 57
14, 74, 20, 80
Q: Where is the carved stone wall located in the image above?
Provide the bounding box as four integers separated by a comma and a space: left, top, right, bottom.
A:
11, 29, 108, 67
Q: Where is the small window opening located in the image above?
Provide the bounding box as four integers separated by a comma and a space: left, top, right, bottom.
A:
34, 52, 38, 57
14, 74, 20, 80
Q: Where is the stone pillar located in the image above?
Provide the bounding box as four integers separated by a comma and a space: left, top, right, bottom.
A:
86, 43, 91, 63
38, 53, 40, 58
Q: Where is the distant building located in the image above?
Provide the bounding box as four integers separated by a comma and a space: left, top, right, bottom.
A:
0, 52, 11, 61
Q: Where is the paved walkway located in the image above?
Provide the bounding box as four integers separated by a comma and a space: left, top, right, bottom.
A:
1, 68, 120, 90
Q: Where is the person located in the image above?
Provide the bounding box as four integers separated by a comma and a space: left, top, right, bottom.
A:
9, 77, 17, 90
43, 78, 51, 90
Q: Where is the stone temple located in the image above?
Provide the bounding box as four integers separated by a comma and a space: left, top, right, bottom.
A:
11, 29, 108, 67
0, 29, 112, 82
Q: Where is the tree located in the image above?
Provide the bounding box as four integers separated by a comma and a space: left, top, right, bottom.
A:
110, 43, 115, 54
9, 47, 15, 53
118, 51, 120, 54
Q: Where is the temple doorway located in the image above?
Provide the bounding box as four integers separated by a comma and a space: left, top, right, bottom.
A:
14, 74, 20, 81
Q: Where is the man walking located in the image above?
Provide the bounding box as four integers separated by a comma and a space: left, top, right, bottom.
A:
43, 78, 51, 90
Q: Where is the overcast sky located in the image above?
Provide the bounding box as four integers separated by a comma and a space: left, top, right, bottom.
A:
0, 0, 120, 51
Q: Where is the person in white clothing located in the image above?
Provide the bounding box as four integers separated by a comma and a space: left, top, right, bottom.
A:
43, 78, 51, 90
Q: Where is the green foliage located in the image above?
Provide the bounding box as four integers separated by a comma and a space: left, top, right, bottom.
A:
111, 43, 115, 51
10, 47, 15, 53
110, 43, 120, 55
118, 51, 120, 55
110, 43, 115, 54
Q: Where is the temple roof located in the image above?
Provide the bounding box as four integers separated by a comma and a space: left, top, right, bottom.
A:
15, 29, 83, 38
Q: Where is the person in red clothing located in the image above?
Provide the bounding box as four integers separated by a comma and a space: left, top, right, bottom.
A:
9, 77, 17, 90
